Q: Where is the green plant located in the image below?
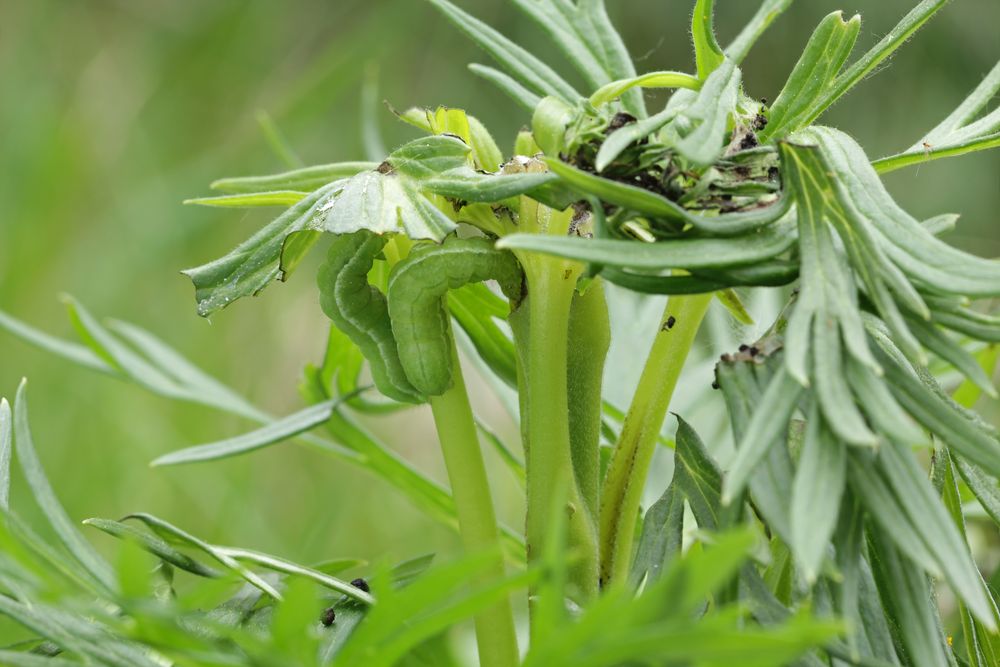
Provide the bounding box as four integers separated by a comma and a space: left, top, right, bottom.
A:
2, 0, 1000, 665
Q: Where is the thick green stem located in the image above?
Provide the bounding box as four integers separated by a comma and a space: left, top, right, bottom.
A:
567, 281, 611, 524
429, 346, 519, 667
520, 258, 600, 618
599, 293, 713, 587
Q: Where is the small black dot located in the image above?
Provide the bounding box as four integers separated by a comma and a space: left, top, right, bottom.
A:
351, 578, 371, 593
663, 315, 677, 331
321, 607, 336, 627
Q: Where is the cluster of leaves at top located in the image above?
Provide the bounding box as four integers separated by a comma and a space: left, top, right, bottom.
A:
2, 0, 1000, 665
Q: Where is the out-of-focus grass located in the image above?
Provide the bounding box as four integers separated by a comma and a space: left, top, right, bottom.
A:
0, 0, 996, 617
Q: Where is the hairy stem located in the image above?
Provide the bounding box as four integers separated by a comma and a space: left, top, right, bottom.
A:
429, 345, 519, 667
520, 257, 600, 620
567, 281, 611, 524
599, 293, 713, 587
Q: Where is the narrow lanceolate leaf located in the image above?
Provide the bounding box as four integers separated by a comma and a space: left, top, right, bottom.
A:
878, 440, 996, 627
867, 528, 951, 667
13, 381, 116, 591
954, 455, 1000, 527
725, 0, 795, 65
790, 411, 845, 582
847, 450, 939, 577
717, 357, 794, 542
0, 309, 112, 374
210, 161, 375, 194
468, 63, 542, 111
151, 397, 352, 466
420, 170, 557, 203
83, 517, 221, 578
579, 0, 648, 117
508, 0, 610, 90
940, 451, 1000, 666
423, 0, 580, 102
692, 0, 725, 79
922, 61, 1000, 144
673, 417, 724, 530
106, 319, 262, 419
671, 59, 741, 166
873, 344, 1000, 478
504, 0, 647, 116
120, 513, 281, 599
589, 71, 700, 108
184, 191, 307, 208
545, 156, 792, 235
630, 483, 684, 586
601, 261, 798, 295
762, 11, 860, 140
800, 0, 952, 129
873, 132, 1000, 174
810, 126, 1000, 297
213, 546, 375, 604
0, 398, 10, 512
723, 365, 804, 505
62, 296, 189, 400
498, 218, 795, 271
780, 137, 920, 386
906, 314, 997, 398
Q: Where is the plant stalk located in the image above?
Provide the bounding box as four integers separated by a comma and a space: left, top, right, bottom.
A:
598, 293, 713, 587
520, 257, 600, 617
429, 345, 519, 667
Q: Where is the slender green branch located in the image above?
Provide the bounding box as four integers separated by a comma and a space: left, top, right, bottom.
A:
598, 293, 713, 587
429, 345, 519, 667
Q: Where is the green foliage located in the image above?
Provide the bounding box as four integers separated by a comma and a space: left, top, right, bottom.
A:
3, 0, 1000, 665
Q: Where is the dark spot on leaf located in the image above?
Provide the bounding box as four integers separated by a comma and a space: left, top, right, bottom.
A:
376, 161, 394, 175
739, 133, 759, 151
351, 578, 371, 593
753, 113, 768, 131
663, 315, 677, 331
321, 607, 336, 627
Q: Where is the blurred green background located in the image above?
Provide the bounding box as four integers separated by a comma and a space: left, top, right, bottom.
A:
0, 0, 997, 584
